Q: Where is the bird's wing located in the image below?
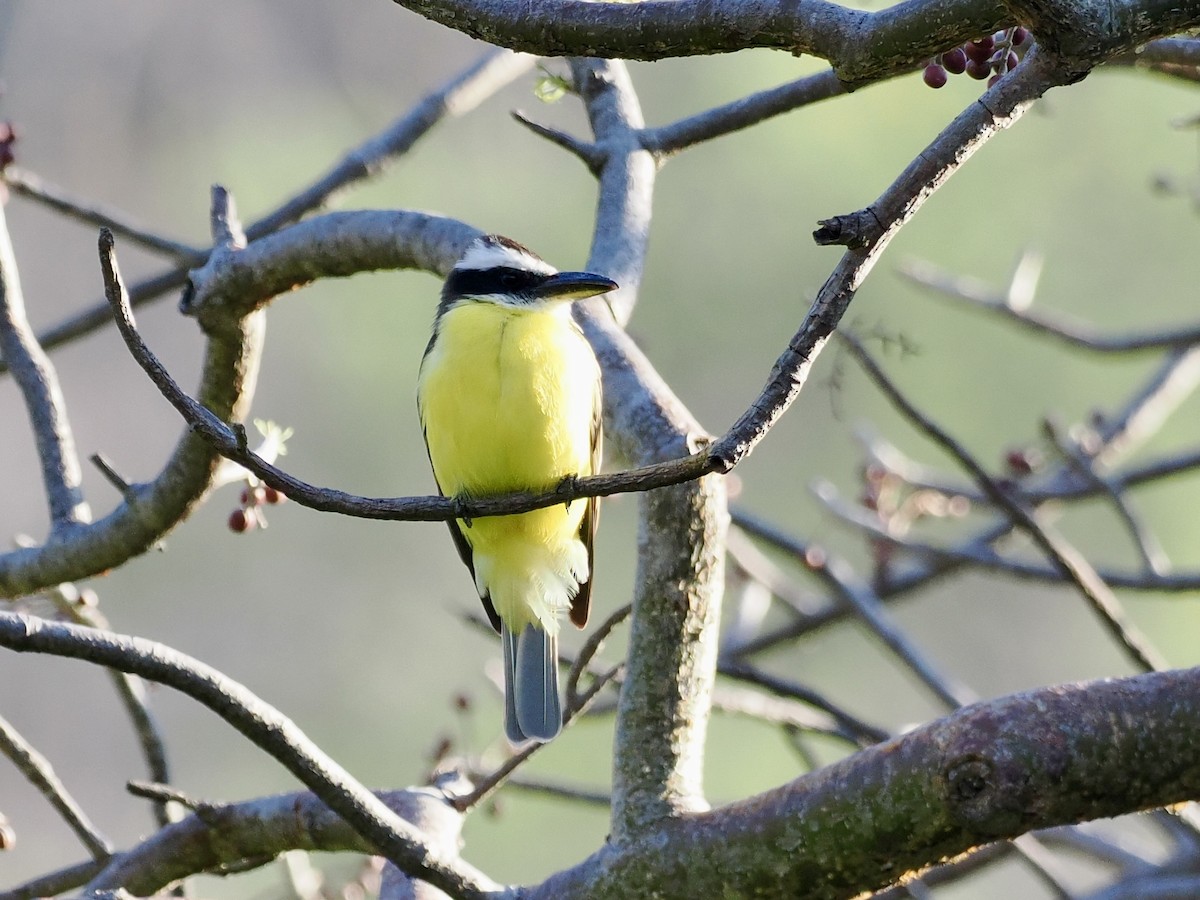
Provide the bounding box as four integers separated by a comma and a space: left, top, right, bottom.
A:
569, 379, 602, 629
419, 419, 502, 634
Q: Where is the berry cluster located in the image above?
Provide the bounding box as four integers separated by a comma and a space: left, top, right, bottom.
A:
228, 479, 286, 533
923, 26, 1030, 89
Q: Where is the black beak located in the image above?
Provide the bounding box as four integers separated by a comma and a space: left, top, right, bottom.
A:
533, 271, 618, 301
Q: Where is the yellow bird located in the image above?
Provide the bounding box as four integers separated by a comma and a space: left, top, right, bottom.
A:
417, 235, 614, 743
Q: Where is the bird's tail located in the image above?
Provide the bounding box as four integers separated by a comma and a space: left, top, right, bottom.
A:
501, 621, 562, 744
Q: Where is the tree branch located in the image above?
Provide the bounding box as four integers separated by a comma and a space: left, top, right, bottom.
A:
81, 785, 472, 897
840, 333, 1169, 672
707, 45, 1056, 475
536, 667, 1200, 899
641, 68, 845, 157
0, 611, 499, 899
0, 712, 112, 860
900, 256, 1200, 352
0, 200, 90, 530
565, 58, 729, 839
0, 217, 264, 599
387, 0, 1015, 88
0, 47, 531, 375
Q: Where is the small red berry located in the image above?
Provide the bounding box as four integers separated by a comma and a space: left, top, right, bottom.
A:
941, 47, 967, 75
923, 64, 948, 89
228, 509, 254, 533
966, 59, 992, 80
1012, 26, 1030, 46
1005, 449, 1035, 475
262, 486, 286, 505
965, 38, 994, 63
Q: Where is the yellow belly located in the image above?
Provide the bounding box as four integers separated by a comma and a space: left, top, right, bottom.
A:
417, 301, 599, 629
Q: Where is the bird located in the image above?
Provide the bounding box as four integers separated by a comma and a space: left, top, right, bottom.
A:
416, 234, 615, 743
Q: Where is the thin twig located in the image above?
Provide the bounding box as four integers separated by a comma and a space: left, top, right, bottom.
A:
641, 68, 844, 156
719, 661, 890, 747
1043, 419, 1171, 576
247, 48, 533, 238
0, 48, 532, 377
730, 517, 978, 709
900, 256, 1200, 352
706, 47, 1054, 474
4, 166, 205, 262
454, 663, 622, 812
841, 333, 1168, 673
565, 602, 631, 709
0, 712, 112, 859
44, 584, 176, 830
511, 110, 603, 171
105, 223, 719, 521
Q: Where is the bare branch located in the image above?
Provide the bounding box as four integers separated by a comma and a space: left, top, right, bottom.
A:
3, 166, 205, 262
0, 201, 90, 530
43, 584, 176, 830
565, 59, 729, 841
900, 256, 1200, 352
248, 48, 533, 238
573, 58, 655, 328
731, 521, 978, 710
0, 859, 107, 900
0, 611, 498, 898
105, 251, 717, 522
0, 712, 112, 859
642, 68, 844, 156
1043, 419, 1171, 576
61, 786, 472, 897
707, 48, 1055, 475
510, 110, 602, 172
841, 333, 1169, 672
0, 48, 531, 375
719, 661, 890, 747
535, 667, 1200, 899
387, 0, 1015, 87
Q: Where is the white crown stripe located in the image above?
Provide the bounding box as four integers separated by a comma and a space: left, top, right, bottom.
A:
454, 237, 558, 276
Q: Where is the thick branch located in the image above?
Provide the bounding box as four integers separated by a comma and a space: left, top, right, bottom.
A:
537, 667, 1200, 899
81, 786, 470, 897
566, 59, 728, 838
389, 0, 1014, 88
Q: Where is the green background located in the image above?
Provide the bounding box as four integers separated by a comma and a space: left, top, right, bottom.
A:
1, 3, 1198, 896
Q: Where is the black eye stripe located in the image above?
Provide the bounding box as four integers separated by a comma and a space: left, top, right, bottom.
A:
445, 266, 547, 299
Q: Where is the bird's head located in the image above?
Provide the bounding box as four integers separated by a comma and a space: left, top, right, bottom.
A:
441, 234, 617, 311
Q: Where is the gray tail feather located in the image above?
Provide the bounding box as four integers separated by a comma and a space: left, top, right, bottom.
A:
501, 622, 561, 744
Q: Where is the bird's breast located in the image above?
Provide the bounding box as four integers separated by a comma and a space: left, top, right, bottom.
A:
418, 302, 599, 497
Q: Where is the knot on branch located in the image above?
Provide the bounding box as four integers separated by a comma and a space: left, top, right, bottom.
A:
813, 210, 880, 249
942, 749, 1038, 835
180, 185, 258, 333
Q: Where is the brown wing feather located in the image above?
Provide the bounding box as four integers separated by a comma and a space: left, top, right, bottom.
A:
421, 424, 502, 633
569, 381, 602, 629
